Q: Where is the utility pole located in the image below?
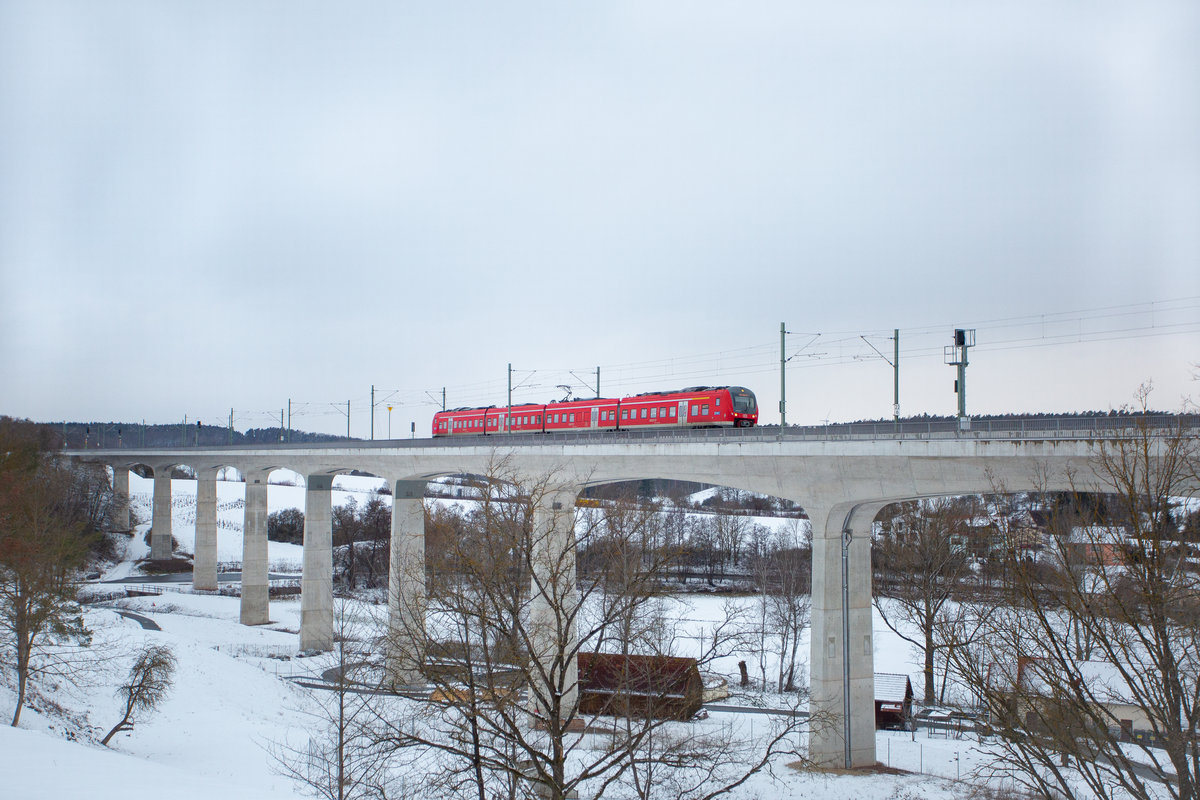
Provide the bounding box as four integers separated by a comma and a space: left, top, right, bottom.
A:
893, 328, 900, 420
387, 405, 393, 438
595, 367, 600, 399
287, 400, 292, 442
442, 387, 446, 412
506, 363, 513, 433
181, 415, 187, 447
779, 322, 787, 428
280, 409, 285, 442
142, 419, 146, 448
370, 385, 375, 440
944, 328, 975, 429
228, 409, 233, 445
346, 400, 351, 439
195, 421, 201, 446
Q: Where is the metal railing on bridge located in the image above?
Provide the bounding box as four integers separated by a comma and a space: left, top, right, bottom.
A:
69, 413, 1199, 451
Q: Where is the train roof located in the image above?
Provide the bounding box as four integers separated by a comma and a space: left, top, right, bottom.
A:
437, 386, 755, 413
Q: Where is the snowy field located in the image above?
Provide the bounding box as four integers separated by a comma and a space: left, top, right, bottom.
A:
1, 593, 987, 800
1, 476, 1081, 799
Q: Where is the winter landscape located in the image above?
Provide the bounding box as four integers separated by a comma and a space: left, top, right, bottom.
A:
0, 471, 1030, 800
3, 2, 1197, 799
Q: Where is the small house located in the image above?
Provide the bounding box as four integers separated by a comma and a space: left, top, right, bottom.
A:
875, 673, 914, 729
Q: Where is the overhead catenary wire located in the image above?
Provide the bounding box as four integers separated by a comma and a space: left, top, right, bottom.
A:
164, 296, 1197, 433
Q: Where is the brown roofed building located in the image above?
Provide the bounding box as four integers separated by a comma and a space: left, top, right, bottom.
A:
578, 652, 704, 721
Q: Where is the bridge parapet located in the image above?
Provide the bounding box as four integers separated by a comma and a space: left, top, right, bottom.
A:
61, 414, 1200, 453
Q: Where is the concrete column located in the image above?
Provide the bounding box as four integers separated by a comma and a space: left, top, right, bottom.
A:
528, 488, 580, 720
150, 469, 173, 560
240, 475, 270, 625
300, 474, 334, 652
808, 501, 885, 768
111, 467, 131, 532
194, 471, 219, 591
385, 480, 427, 685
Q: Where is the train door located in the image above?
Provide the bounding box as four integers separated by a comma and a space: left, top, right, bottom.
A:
590, 407, 599, 429
678, 400, 688, 425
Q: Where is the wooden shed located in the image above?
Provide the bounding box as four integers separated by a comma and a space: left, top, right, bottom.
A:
875, 673, 914, 729
578, 652, 704, 721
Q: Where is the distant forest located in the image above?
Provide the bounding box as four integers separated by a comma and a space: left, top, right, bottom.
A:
51, 421, 348, 449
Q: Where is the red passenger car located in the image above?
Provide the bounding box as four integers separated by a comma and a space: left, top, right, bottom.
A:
432, 386, 757, 437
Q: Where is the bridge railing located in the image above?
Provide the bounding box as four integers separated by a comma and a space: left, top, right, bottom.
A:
407, 413, 1200, 447
67, 414, 1200, 451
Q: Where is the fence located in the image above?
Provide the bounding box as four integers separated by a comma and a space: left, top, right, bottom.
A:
69, 414, 1200, 451
212, 643, 327, 679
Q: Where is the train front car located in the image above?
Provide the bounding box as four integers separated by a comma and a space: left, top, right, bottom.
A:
727, 386, 758, 427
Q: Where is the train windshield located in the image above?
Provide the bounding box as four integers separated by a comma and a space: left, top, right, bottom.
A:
731, 388, 757, 414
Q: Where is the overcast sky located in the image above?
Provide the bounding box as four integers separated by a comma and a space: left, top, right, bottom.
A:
2, 1, 1197, 437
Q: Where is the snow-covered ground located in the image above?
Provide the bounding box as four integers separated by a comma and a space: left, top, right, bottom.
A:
1, 478, 1054, 799
1, 594, 985, 800
119, 472, 389, 574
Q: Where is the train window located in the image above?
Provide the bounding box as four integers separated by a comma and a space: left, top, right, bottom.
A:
669, 407, 676, 417
622, 410, 629, 420
569, 413, 575, 423
691, 404, 699, 415
641, 408, 647, 419
716, 398, 720, 406
650, 408, 657, 419
536, 415, 541, 424
702, 404, 709, 415
662, 407, 668, 416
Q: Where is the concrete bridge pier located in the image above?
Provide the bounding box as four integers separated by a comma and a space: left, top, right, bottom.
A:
300, 474, 334, 651
527, 487, 581, 721
150, 469, 173, 560
111, 467, 131, 532
194, 471, 219, 591
385, 480, 427, 685
240, 475, 270, 625
808, 500, 886, 768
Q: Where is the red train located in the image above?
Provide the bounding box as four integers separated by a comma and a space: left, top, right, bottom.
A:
432, 386, 758, 436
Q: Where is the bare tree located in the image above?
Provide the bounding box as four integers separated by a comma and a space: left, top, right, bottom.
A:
749, 520, 810, 693
377, 461, 802, 800
101, 644, 177, 746
765, 540, 810, 693
874, 497, 974, 705
270, 599, 401, 800
0, 419, 97, 726
949, 405, 1200, 800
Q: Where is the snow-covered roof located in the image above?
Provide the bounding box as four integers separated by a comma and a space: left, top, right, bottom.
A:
1020, 659, 1147, 707
1067, 526, 1128, 546
875, 673, 912, 703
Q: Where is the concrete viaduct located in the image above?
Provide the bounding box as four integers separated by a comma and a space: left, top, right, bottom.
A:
68, 420, 1180, 768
